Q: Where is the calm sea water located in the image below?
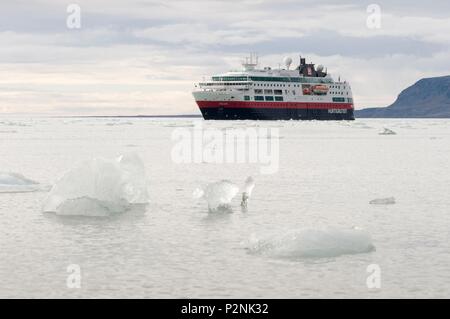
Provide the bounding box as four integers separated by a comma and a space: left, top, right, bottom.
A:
0, 117, 449, 298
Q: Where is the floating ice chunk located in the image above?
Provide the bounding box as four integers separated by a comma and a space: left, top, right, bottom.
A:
369, 197, 396, 205
0, 172, 41, 193
192, 188, 205, 199
43, 153, 149, 216
105, 122, 133, 126
379, 128, 396, 135
241, 176, 255, 209
247, 228, 375, 259
0, 172, 38, 186
195, 180, 239, 212
0, 121, 29, 127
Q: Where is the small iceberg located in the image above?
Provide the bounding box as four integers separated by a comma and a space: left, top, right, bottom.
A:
379, 128, 396, 135
194, 180, 239, 212
241, 176, 255, 209
0, 172, 41, 193
369, 197, 396, 205
247, 227, 375, 259
43, 153, 149, 217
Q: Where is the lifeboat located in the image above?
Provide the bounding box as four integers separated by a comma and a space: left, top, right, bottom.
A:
312, 85, 329, 95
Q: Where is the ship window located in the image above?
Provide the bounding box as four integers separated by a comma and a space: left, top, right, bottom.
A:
244, 96, 250, 101
274, 90, 283, 95
255, 96, 264, 101
254, 89, 263, 94
264, 89, 273, 94
275, 96, 284, 101
332, 97, 345, 102
265, 96, 274, 101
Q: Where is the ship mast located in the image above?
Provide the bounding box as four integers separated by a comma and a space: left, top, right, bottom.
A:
242, 53, 258, 71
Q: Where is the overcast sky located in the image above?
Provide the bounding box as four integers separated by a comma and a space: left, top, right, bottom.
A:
1, 0, 449, 115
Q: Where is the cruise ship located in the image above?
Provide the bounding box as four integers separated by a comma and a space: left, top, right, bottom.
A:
192, 55, 355, 120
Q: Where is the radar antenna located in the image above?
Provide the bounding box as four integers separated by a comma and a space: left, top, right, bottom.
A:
283, 57, 293, 70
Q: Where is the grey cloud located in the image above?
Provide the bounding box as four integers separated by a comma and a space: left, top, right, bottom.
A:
223, 31, 445, 58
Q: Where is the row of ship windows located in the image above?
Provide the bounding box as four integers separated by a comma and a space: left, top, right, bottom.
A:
330, 92, 348, 95
254, 89, 348, 96
200, 82, 243, 86
244, 96, 352, 103
254, 89, 283, 95
212, 76, 333, 83
253, 84, 349, 92
200, 82, 348, 91
254, 83, 301, 88
201, 82, 308, 88
246, 96, 284, 101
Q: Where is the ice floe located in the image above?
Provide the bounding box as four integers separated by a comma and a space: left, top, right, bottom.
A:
241, 176, 255, 209
194, 180, 240, 212
369, 197, 396, 205
379, 128, 397, 135
105, 122, 133, 126
43, 153, 149, 216
351, 122, 373, 129
247, 227, 375, 259
0, 172, 41, 193
0, 120, 30, 127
